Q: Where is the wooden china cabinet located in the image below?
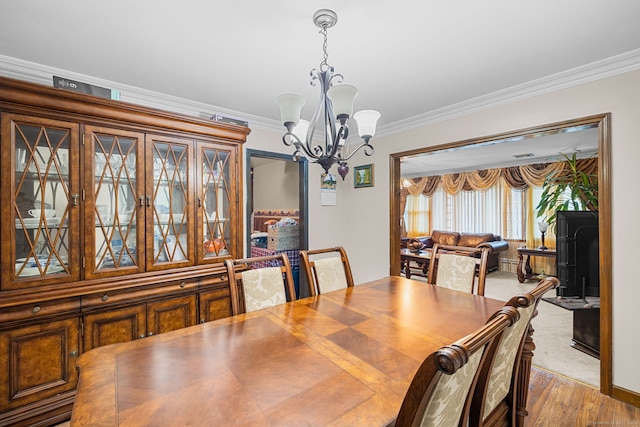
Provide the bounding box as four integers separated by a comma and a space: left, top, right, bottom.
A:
0, 76, 249, 426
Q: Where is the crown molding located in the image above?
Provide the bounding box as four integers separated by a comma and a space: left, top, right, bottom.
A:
0, 54, 281, 132
378, 49, 640, 137
2, 50, 640, 138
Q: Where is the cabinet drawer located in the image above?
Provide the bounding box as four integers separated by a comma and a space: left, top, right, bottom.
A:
199, 273, 228, 287
82, 280, 198, 310
199, 288, 232, 323
0, 298, 81, 324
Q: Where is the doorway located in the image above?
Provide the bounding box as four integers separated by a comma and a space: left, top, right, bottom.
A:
245, 149, 309, 294
388, 114, 612, 396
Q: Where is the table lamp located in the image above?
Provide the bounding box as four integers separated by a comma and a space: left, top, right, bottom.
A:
538, 221, 549, 250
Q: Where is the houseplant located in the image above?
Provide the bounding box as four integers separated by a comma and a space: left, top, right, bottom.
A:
536, 153, 598, 230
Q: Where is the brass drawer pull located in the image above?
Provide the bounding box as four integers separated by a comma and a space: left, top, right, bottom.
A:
32, 306, 41, 314
102, 295, 109, 302
180, 281, 186, 288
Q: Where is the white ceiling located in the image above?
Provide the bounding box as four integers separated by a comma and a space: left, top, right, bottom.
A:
400, 125, 600, 177
0, 1, 638, 174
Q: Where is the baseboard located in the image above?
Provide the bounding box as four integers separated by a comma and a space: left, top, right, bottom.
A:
612, 385, 640, 408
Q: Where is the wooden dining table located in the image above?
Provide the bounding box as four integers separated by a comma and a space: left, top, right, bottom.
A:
71, 276, 510, 426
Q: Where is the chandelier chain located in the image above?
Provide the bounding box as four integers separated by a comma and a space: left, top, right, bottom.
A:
319, 25, 330, 71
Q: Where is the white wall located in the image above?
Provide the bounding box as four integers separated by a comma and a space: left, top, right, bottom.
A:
246, 69, 640, 396
245, 128, 353, 250
252, 159, 298, 210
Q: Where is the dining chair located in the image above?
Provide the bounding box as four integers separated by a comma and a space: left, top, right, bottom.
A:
426, 243, 490, 295
392, 305, 520, 427
299, 246, 354, 296
469, 276, 560, 427
225, 253, 296, 315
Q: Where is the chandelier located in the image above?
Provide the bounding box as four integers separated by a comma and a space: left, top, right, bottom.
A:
277, 9, 381, 180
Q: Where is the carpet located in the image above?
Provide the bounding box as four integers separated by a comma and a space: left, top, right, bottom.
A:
483, 271, 600, 388
408, 271, 600, 388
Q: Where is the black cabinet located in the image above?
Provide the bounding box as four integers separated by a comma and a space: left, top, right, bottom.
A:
543, 296, 600, 359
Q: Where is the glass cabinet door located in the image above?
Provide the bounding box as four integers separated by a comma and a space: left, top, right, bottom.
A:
85, 126, 145, 278
1, 114, 80, 289
146, 135, 194, 269
198, 143, 236, 262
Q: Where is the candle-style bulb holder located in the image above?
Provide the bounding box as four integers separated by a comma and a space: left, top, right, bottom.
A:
538, 221, 549, 250
539, 230, 548, 250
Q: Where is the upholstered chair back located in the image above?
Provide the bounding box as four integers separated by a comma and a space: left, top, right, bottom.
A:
419, 349, 486, 426
470, 276, 560, 426
434, 253, 478, 293
313, 257, 349, 293
393, 306, 520, 427
225, 253, 296, 314
241, 267, 288, 312
427, 244, 490, 295
480, 304, 536, 417
300, 246, 354, 296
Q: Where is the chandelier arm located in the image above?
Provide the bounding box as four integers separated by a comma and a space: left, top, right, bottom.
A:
294, 140, 322, 160
282, 132, 322, 160
324, 97, 338, 155
281, 131, 298, 147
306, 68, 326, 154
326, 123, 348, 160
322, 67, 346, 159
307, 67, 343, 159
338, 140, 375, 162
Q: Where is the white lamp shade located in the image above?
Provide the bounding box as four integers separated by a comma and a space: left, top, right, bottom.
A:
538, 221, 549, 232
353, 110, 381, 138
292, 119, 310, 141
276, 94, 305, 124
327, 84, 358, 117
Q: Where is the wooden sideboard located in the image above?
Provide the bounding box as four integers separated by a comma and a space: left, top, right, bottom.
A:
0, 76, 250, 426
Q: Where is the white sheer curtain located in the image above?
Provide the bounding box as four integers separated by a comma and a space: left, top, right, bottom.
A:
451, 187, 502, 234
404, 178, 542, 241
431, 189, 447, 232
405, 195, 430, 237
425, 186, 504, 236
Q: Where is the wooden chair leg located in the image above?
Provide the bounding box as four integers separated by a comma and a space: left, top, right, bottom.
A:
515, 323, 536, 427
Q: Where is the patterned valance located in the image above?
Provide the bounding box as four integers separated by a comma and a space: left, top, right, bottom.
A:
403, 158, 597, 196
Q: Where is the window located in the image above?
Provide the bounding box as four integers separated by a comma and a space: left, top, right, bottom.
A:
404, 178, 543, 241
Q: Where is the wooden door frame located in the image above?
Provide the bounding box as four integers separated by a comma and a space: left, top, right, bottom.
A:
389, 114, 613, 398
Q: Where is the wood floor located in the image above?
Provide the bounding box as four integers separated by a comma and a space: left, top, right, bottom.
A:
526, 367, 640, 426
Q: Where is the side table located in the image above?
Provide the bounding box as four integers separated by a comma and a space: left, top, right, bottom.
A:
400, 248, 431, 279
516, 247, 557, 283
